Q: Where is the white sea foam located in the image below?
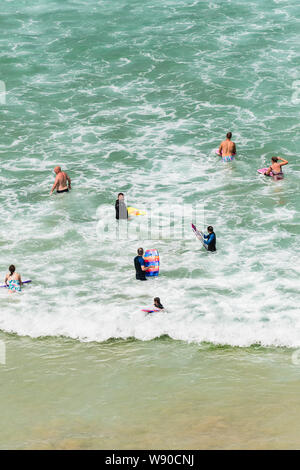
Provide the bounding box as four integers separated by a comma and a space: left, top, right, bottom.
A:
0, 0, 299, 348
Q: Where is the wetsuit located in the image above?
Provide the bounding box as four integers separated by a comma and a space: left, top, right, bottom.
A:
203, 232, 216, 252
115, 200, 128, 220
134, 255, 147, 281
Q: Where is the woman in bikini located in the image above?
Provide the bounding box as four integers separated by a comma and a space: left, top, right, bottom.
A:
265, 156, 288, 180
5, 265, 22, 293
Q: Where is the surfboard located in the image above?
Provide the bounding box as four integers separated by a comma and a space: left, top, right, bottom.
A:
144, 249, 159, 277
127, 206, 146, 216
191, 224, 207, 250
0, 280, 32, 288
257, 168, 273, 176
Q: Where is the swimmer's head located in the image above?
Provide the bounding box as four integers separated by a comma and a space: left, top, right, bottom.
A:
271, 157, 278, 163
226, 132, 232, 139
118, 192, 124, 200
54, 166, 61, 174
9, 265, 15, 275
154, 297, 164, 309
207, 226, 214, 233
137, 247, 144, 256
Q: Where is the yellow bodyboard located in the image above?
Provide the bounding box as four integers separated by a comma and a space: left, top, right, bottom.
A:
128, 206, 146, 216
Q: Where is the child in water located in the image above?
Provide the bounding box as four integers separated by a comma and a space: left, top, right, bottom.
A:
5, 265, 22, 293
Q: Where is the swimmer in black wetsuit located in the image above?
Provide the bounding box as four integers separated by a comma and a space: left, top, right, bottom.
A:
203, 226, 216, 252
134, 247, 148, 281
115, 193, 128, 220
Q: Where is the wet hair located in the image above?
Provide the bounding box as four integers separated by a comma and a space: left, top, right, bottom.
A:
118, 193, 124, 198
226, 132, 232, 139
154, 297, 164, 309
271, 157, 278, 163
207, 226, 214, 232
9, 265, 15, 276
137, 247, 144, 256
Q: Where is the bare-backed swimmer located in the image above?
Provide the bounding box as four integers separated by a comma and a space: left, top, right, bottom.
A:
50, 166, 71, 195
265, 156, 288, 180
218, 132, 236, 161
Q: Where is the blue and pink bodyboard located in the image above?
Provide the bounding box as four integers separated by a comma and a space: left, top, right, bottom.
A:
144, 249, 159, 277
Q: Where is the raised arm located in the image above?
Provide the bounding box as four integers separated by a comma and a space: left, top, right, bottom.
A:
278, 157, 288, 166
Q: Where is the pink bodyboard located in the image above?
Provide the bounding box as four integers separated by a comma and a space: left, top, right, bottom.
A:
142, 309, 160, 313
257, 168, 273, 176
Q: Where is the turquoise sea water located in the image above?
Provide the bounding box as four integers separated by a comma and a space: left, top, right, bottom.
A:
0, 0, 299, 449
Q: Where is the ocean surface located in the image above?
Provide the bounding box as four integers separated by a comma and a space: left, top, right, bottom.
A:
0, 0, 299, 449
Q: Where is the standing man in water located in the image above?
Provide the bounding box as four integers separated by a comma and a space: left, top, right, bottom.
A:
218, 132, 236, 161
115, 192, 128, 220
203, 226, 217, 252
50, 166, 71, 195
134, 248, 148, 281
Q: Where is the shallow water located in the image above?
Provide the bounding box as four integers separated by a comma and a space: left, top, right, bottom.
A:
0, 0, 299, 449
1, 333, 300, 450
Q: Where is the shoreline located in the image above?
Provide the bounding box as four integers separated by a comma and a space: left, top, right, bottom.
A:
1, 332, 300, 450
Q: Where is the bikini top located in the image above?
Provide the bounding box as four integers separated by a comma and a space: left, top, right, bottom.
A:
270, 167, 283, 175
